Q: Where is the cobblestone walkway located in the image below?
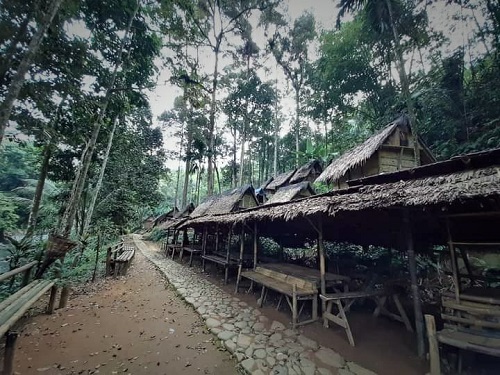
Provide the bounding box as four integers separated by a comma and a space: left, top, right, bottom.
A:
133, 236, 377, 375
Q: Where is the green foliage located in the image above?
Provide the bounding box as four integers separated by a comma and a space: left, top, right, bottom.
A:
0, 192, 19, 240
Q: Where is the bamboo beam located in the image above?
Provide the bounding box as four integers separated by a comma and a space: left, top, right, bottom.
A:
253, 222, 258, 270
225, 227, 232, 284
0, 261, 38, 283
318, 218, 326, 313
235, 226, 245, 294
404, 210, 425, 358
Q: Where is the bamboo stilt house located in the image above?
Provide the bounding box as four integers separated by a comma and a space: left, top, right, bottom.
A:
316, 115, 435, 189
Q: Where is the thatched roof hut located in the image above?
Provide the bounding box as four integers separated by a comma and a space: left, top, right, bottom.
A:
190, 185, 259, 218
316, 116, 435, 189
265, 181, 315, 205
160, 203, 195, 230
265, 170, 296, 192
153, 207, 179, 227
289, 159, 323, 184
180, 148, 500, 247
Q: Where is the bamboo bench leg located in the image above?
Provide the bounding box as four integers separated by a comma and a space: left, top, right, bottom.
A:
189, 252, 194, 267
3, 331, 18, 375
59, 285, 70, 309
393, 294, 413, 332
224, 266, 229, 285
47, 285, 58, 314
292, 285, 298, 329
312, 296, 318, 321
425, 314, 441, 375
257, 286, 267, 307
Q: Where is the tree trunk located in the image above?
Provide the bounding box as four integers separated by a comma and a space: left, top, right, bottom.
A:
232, 123, 237, 188
385, 0, 420, 166
238, 127, 246, 186
207, 47, 220, 195
25, 139, 53, 240
0, 14, 31, 84
0, 0, 63, 146
295, 88, 300, 168
58, 1, 139, 237
82, 116, 119, 236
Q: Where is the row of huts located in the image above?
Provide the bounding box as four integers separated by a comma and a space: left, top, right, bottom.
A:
144, 116, 500, 367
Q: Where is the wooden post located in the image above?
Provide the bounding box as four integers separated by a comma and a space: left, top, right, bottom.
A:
278, 242, 284, 262
215, 223, 219, 253
425, 314, 441, 375
105, 246, 112, 276
21, 266, 31, 287
3, 331, 18, 375
446, 218, 460, 301
92, 234, 101, 282
47, 285, 58, 314
253, 222, 258, 270
201, 226, 208, 270
404, 210, 425, 357
225, 227, 232, 284
59, 285, 70, 309
318, 219, 327, 312
235, 226, 245, 294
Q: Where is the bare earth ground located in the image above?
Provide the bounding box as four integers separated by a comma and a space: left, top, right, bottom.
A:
9, 251, 237, 374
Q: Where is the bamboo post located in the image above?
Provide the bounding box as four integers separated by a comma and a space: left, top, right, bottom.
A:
215, 223, 219, 253
47, 285, 58, 314
105, 246, 112, 276
425, 314, 441, 375
21, 266, 31, 287
235, 226, 245, 294
92, 234, 101, 282
201, 226, 208, 270
59, 285, 70, 309
3, 331, 18, 375
253, 222, 258, 270
318, 219, 327, 312
225, 227, 232, 284
404, 210, 425, 357
446, 218, 460, 301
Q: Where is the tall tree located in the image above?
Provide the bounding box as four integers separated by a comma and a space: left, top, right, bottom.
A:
269, 12, 316, 168
178, 0, 279, 195
0, 0, 64, 146
336, 0, 430, 164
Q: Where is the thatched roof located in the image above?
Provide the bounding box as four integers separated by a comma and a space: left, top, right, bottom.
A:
190, 185, 257, 218
290, 160, 323, 184
179, 148, 500, 237
266, 169, 296, 191
265, 181, 315, 205
260, 176, 274, 190
153, 207, 179, 227
316, 116, 434, 185
160, 203, 196, 230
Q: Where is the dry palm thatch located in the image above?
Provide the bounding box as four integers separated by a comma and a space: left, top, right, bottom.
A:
190, 185, 257, 218
289, 159, 323, 184
180, 165, 500, 229
316, 122, 398, 185
266, 170, 297, 191
265, 181, 315, 205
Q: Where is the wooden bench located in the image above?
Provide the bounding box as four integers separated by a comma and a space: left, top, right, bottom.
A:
0, 262, 60, 375
179, 246, 202, 267
106, 242, 135, 277
320, 289, 412, 346
202, 252, 239, 284
425, 291, 500, 375
238, 266, 318, 328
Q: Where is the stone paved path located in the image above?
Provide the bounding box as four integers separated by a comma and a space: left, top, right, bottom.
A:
133, 236, 378, 375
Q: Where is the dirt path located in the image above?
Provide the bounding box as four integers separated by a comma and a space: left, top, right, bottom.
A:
11, 251, 237, 374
